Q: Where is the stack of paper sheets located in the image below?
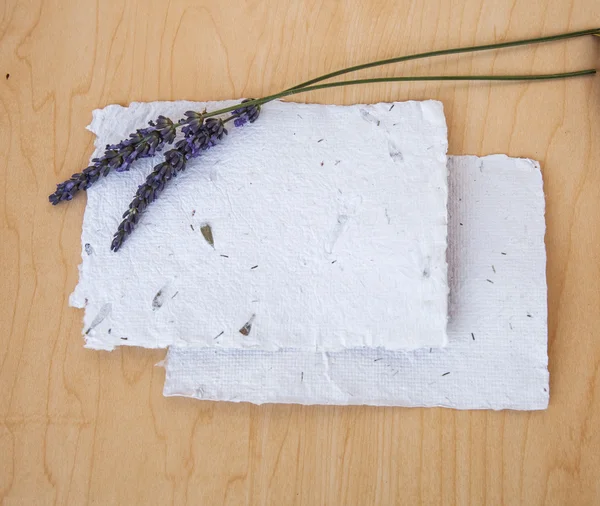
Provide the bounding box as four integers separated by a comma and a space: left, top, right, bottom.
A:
72, 100, 549, 410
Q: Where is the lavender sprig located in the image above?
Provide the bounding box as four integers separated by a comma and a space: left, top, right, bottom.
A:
49, 116, 177, 204
47, 28, 598, 251
110, 117, 228, 252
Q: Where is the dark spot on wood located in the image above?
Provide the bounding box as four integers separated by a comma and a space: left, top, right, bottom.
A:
190, 224, 194, 231
171, 291, 179, 299
214, 331, 224, 340
442, 372, 451, 377
317, 138, 324, 143
220, 254, 229, 258
389, 104, 395, 111
5, 74, 9, 80
486, 279, 494, 284
471, 332, 475, 340
250, 265, 258, 270
84, 243, 94, 255
374, 358, 383, 362
152, 289, 165, 310
501, 252, 507, 255
200, 223, 214, 248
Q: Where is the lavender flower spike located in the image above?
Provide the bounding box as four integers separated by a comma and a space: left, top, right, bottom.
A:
232, 99, 261, 127
49, 116, 177, 204
111, 118, 227, 252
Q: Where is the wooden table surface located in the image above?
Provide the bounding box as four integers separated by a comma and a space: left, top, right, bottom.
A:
1, 1, 600, 504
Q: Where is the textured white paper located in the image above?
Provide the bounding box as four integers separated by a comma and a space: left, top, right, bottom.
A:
71, 100, 449, 351
164, 155, 549, 410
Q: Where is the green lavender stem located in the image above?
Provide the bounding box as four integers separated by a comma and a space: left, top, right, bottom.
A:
197, 28, 599, 119
285, 27, 600, 91
202, 69, 596, 119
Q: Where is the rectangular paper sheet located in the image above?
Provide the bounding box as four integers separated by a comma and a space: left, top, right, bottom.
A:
71, 100, 449, 352
163, 155, 549, 410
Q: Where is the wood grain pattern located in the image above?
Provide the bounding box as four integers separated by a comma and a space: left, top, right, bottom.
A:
1, 1, 599, 504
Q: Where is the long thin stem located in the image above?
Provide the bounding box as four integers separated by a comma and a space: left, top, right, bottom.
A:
284, 28, 600, 91
202, 69, 596, 118
198, 28, 599, 121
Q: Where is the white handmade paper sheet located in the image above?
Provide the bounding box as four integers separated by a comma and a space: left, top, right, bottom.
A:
163, 155, 549, 410
71, 100, 449, 351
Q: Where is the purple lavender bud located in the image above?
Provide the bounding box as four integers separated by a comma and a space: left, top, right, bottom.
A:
49, 116, 177, 204
232, 99, 261, 127
111, 117, 229, 252
181, 111, 204, 137
234, 117, 247, 128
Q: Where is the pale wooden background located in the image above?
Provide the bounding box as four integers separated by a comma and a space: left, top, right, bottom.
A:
1, 0, 599, 504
